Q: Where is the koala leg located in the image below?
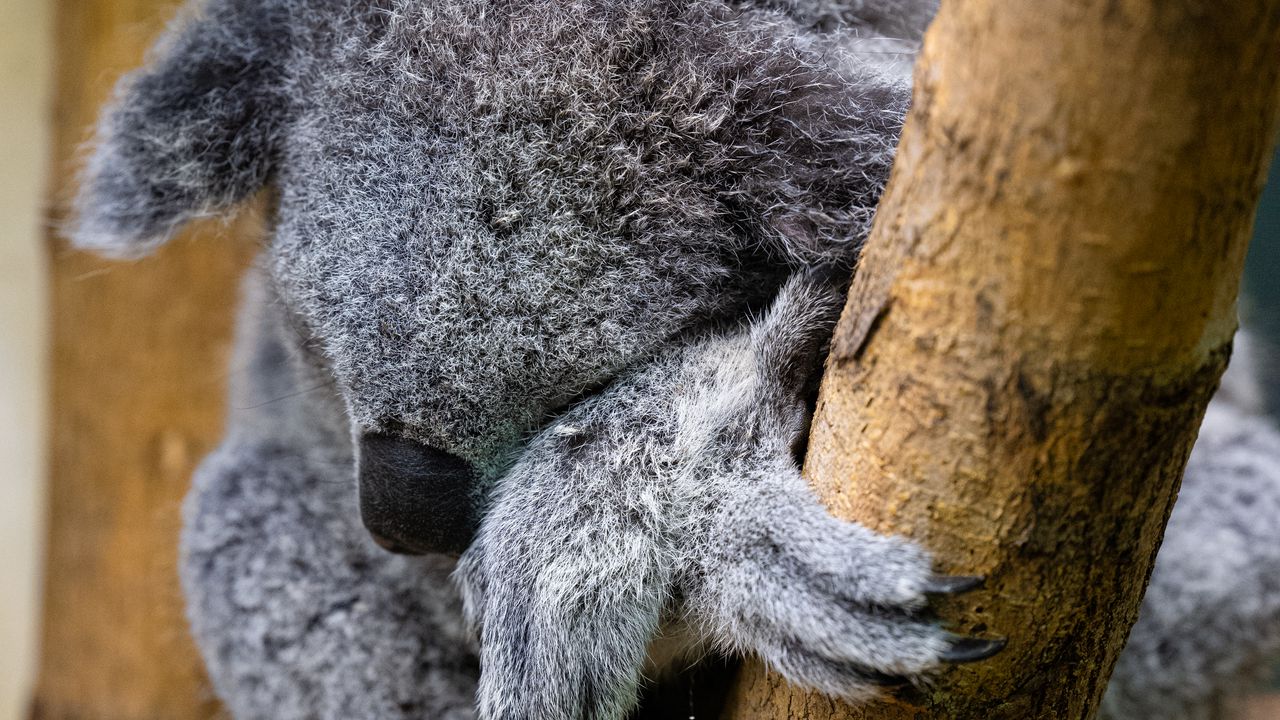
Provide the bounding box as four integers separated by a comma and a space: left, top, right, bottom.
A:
1100, 396, 1280, 720
182, 271, 478, 719
182, 440, 479, 720
458, 273, 998, 719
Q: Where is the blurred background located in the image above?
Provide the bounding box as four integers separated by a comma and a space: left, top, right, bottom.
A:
1, 1, 1279, 719
1, 0, 51, 716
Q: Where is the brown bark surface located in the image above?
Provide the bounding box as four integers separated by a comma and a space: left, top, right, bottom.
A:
724, 1, 1280, 719
33, 0, 256, 717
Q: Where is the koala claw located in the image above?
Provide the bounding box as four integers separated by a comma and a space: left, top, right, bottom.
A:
940, 636, 1007, 664
865, 635, 1007, 692
922, 574, 986, 596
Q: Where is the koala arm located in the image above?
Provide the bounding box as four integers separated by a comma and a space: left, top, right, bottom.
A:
456, 273, 997, 720
71, 0, 295, 257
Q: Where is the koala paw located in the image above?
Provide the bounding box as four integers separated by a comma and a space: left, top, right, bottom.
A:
688, 489, 1004, 701
455, 489, 669, 720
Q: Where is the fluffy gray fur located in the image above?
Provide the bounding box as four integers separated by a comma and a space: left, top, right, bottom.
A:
182, 273, 478, 718
76, 0, 918, 473
72, 0, 1280, 717
456, 274, 957, 718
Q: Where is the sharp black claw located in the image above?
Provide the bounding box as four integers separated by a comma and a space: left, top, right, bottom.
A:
922, 574, 985, 595
941, 636, 1007, 664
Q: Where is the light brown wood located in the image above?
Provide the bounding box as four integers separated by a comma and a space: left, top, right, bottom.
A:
724, 1, 1280, 718
33, 0, 258, 717
1243, 694, 1280, 720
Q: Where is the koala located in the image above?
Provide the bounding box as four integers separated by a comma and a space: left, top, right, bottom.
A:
70, 0, 1280, 717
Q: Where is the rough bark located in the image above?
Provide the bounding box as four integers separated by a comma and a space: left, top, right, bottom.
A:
724, 1, 1280, 719
32, 0, 256, 717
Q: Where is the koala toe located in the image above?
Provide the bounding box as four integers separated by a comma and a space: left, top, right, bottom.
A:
741, 573, 954, 685
758, 632, 1006, 701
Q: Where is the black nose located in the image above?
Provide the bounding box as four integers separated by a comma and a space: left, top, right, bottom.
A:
357, 433, 479, 556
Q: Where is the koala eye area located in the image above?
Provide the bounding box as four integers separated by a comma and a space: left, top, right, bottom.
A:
357, 432, 479, 556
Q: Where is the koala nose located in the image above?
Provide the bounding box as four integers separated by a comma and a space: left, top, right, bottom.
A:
357, 432, 479, 556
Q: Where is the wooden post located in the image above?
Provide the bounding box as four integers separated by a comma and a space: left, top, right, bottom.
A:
725, 0, 1280, 718
33, 0, 258, 717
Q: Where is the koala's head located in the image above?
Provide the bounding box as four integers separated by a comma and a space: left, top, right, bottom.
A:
70, 0, 911, 554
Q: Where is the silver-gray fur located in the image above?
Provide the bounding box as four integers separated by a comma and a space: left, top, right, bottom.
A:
181, 269, 479, 718
457, 274, 956, 719
71, 0, 1280, 717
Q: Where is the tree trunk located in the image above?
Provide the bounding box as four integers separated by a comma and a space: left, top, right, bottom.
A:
724, 1, 1280, 719
32, 0, 256, 717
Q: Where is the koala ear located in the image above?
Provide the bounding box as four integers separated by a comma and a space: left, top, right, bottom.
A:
71, 0, 292, 258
